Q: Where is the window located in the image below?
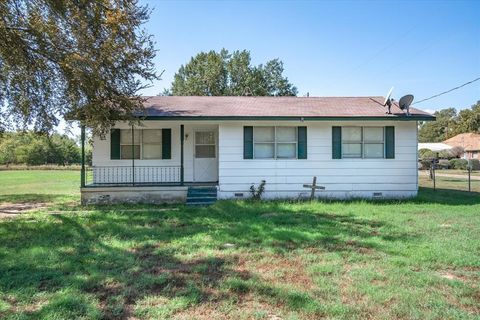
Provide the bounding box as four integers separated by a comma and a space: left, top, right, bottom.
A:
253, 127, 297, 159
195, 131, 216, 158
120, 129, 140, 159
341, 127, 384, 159
363, 127, 384, 158
119, 129, 163, 160
142, 130, 162, 159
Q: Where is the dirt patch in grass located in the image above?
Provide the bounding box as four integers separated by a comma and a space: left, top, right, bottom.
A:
234, 253, 315, 291
0, 202, 49, 218
173, 293, 284, 320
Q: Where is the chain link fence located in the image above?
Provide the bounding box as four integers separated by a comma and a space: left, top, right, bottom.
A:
419, 166, 480, 193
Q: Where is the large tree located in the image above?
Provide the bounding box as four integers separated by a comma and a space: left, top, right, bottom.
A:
418, 100, 480, 142
0, 0, 157, 135
169, 49, 298, 96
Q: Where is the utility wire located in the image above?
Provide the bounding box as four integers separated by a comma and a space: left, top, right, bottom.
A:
413, 76, 480, 105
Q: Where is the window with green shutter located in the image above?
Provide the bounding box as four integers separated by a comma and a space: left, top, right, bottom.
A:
333, 126, 394, 159
244, 126, 306, 159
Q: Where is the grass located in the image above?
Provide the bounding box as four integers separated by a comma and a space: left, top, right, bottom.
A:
428, 169, 480, 177
0, 170, 479, 319
419, 172, 480, 193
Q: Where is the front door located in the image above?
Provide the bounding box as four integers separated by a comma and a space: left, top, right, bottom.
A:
193, 130, 218, 182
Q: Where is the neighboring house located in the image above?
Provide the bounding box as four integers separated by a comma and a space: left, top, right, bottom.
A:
444, 133, 480, 160
418, 143, 453, 152
80, 96, 434, 204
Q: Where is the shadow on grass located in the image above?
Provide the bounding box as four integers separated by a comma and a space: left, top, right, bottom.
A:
0, 186, 477, 318
0, 198, 415, 319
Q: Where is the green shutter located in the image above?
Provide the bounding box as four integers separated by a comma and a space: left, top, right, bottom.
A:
244, 126, 253, 159
110, 129, 120, 160
297, 126, 307, 159
332, 126, 342, 159
385, 126, 395, 159
162, 128, 171, 159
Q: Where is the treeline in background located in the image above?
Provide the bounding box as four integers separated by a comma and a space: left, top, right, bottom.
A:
0, 131, 91, 167
418, 100, 480, 142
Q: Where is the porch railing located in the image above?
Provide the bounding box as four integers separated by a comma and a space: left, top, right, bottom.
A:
85, 166, 181, 186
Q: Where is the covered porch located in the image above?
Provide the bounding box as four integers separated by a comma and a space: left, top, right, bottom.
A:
80, 122, 219, 188
79, 122, 219, 204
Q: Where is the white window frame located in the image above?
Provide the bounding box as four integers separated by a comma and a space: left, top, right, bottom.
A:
253, 126, 298, 160
341, 126, 385, 159
194, 130, 216, 159
120, 129, 141, 160
363, 127, 385, 159
119, 129, 164, 160
142, 129, 163, 160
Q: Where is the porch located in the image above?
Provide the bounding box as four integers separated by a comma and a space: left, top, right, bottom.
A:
80, 123, 219, 189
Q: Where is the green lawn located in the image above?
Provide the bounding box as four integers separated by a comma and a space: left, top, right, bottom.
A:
419, 173, 480, 193
0, 171, 479, 319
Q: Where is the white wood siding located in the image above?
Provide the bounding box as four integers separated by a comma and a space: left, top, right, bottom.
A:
92, 121, 217, 183
218, 121, 418, 199
92, 120, 419, 199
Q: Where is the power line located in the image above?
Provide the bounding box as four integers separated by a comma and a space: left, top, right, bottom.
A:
413, 76, 480, 105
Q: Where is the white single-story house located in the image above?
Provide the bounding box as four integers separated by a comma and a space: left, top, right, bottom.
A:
80, 96, 435, 204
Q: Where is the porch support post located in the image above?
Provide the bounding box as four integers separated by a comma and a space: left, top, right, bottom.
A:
132, 125, 135, 186
180, 124, 184, 186
80, 125, 86, 188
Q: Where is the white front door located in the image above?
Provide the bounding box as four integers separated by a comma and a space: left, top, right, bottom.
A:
193, 130, 218, 182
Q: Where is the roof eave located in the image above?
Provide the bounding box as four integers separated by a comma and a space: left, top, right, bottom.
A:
140, 115, 436, 121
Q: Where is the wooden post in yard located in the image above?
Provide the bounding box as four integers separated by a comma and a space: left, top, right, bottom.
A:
303, 176, 325, 200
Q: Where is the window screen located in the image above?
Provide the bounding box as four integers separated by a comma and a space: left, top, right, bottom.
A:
253, 127, 297, 159
142, 129, 162, 159
341, 127, 385, 159
120, 129, 140, 159
195, 132, 216, 158
342, 127, 362, 158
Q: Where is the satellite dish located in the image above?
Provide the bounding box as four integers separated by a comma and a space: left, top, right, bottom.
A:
383, 87, 394, 114
399, 94, 414, 116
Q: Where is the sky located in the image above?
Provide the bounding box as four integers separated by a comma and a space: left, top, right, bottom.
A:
60, 0, 480, 136
140, 0, 480, 114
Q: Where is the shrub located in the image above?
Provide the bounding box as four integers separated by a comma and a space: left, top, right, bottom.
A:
419, 149, 435, 160
250, 180, 266, 200
449, 159, 468, 170
469, 159, 480, 170
437, 159, 450, 169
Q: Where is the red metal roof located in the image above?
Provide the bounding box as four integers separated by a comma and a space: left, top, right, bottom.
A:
140, 96, 434, 120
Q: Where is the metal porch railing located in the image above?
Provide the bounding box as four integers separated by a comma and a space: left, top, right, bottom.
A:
85, 166, 182, 186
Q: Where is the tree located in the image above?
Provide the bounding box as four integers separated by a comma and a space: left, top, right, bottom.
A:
0, 131, 81, 165
452, 100, 480, 135
418, 100, 480, 142
418, 108, 457, 142
170, 49, 297, 96
0, 0, 158, 135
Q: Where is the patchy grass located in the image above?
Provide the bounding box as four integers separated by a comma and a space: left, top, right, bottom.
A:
419, 173, 480, 193
0, 171, 479, 319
